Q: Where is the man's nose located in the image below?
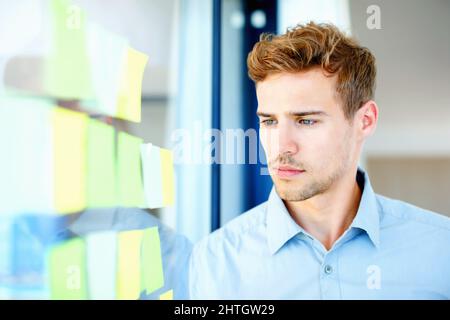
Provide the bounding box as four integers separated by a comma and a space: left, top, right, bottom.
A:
276, 124, 299, 155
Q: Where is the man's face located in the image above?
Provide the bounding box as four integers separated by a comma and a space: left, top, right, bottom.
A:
257, 68, 359, 201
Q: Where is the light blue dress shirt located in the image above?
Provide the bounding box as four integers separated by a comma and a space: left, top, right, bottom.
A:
188, 168, 450, 299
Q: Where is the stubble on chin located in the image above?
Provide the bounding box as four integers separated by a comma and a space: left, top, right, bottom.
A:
273, 167, 344, 202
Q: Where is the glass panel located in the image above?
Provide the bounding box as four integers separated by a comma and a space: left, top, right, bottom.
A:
0, 0, 211, 299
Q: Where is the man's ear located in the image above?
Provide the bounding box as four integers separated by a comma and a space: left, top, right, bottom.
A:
356, 100, 378, 139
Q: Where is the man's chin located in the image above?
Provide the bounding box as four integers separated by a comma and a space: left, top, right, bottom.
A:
273, 178, 322, 201
274, 184, 303, 201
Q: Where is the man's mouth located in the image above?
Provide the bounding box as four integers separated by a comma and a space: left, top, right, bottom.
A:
273, 166, 306, 178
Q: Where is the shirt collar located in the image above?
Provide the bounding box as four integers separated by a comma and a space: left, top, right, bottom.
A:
350, 167, 381, 248
266, 167, 380, 255
266, 186, 305, 255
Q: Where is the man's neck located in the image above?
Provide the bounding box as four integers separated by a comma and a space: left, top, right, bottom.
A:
284, 170, 362, 251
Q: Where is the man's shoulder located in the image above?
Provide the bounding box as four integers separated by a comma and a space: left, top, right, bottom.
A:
376, 193, 450, 234
375, 193, 450, 283
188, 201, 269, 298
193, 201, 268, 254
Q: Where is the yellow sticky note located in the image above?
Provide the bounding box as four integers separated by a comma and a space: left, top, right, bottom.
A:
52, 107, 88, 213
141, 227, 164, 294
116, 47, 148, 123
116, 230, 144, 300
160, 148, 175, 206
159, 289, 173, 300
48, 238, 88, 300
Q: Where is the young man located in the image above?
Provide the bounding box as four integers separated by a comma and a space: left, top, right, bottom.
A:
188, 22, 450, 299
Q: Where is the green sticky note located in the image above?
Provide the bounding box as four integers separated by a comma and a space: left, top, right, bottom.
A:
117, 131, 145, 207
87, 119, 116, 207
48, 238, 88, 300
141, 227, 164, 294
45, 0, 92, 99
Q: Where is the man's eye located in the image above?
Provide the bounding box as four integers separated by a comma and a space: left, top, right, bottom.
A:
298, 119, 316, 126
261, 119, 277, 126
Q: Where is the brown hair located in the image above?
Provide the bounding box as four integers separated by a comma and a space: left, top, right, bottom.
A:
247, 22, 376, 119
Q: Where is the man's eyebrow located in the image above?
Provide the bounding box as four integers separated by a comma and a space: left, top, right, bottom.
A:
288, 111, 329, 117
256, 112, 273, 117
256, 110, 329, 117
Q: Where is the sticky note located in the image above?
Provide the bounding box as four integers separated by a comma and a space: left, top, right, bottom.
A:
116, 47, 148, 123
52, 107, 88, 214
141, 143, 163, 208
16, 101, 55, 213
48, 238, 88, 300
85, 23, 128, 117
117, 131, 145, 207
160, 148, 175, 206
45, 0, 92, 99
116, 230, 144, 300
0, 98, 17, 214
87, 119, 116, 207
86, 231, 117, 299
141, 227, 164, 294
159, 289, 173, 300
0, 97, 54, 214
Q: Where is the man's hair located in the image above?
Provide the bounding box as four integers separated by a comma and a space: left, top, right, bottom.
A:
247, 21, 376, 119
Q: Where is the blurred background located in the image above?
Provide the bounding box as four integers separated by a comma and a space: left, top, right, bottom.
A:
0, 0, 449, 299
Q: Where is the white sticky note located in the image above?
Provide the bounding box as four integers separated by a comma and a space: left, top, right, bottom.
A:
0, 97, 21, 214
140, 143, 164, 209
86, 231, 117, 300
85, 23, 128, 117
0, 96, 54, 214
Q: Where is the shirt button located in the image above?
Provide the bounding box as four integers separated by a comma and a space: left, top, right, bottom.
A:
324, 265, 333, 275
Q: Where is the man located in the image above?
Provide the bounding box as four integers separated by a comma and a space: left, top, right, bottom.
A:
188, 22, 450, 299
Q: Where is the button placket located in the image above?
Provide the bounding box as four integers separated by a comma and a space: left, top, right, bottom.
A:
319, 251, 341, 299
